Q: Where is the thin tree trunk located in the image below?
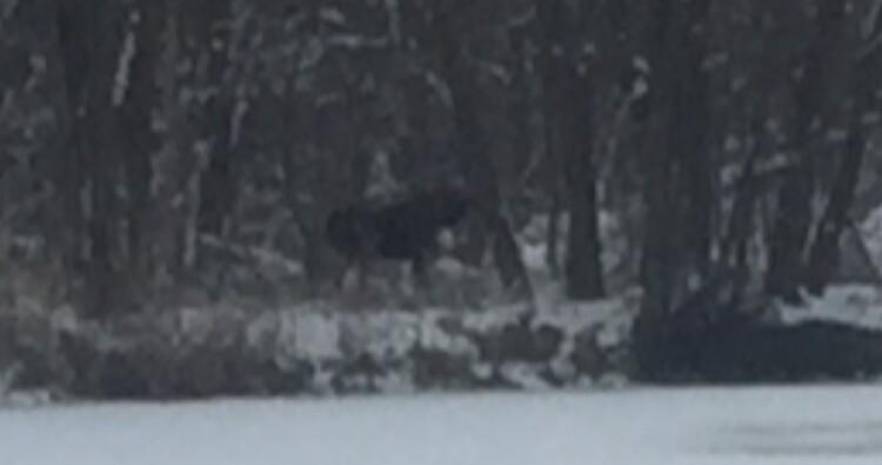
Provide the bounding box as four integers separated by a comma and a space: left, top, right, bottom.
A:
50, 0, 86, 278
565, 154, 605, 299
541, 45, 562, 280
190, 0, 236, 237
55, 0, 128, 317
118, 1, 165, 287
537, 0, 605, 300
805, 23, 875, 295
546, 185, 562, 279
561, 62, 605, 299
149, 1, 210, 291
804, 125, 865, 295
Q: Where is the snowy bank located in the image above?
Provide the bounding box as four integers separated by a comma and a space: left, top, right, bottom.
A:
0, 296, 637, 401
4, 283, 882, 402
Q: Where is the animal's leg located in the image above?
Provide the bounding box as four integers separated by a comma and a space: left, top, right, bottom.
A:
336, 253, 369, 293
357, 254, 370, 290
338, 261, 358, 291
397, 261, 415, 297
411, 254, 430, 289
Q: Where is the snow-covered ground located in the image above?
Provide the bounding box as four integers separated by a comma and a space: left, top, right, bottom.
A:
2, 385, 881, 465
778, 285, 882, 330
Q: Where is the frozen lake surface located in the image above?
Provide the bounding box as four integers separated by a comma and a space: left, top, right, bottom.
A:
2, 385, 881, 465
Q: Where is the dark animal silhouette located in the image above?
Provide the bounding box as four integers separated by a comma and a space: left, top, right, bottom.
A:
325, 187, 469, 286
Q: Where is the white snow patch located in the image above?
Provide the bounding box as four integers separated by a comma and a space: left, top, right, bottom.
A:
318, 7, 346, 25
498, 362, 551, 390
777, 285, 882, 330
521, 242, 547, 271
278, 311, 341, 363
417, 313, 475, 356
533, 291, 640, 340
245, 312, 279, 355
433, 256, 478, 280
861, 206, 882, 272
461, 304, 526, 332
372, 370, 414, 394
339, 312, 419, 360
112, 30, 137, 107
3, 386, 882, 464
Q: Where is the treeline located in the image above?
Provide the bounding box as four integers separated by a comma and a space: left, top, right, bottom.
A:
2, 2, 882, 349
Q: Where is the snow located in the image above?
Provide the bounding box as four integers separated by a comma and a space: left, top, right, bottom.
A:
861, 206, 882, 272
287, 312, 342, 361
777, 285, 882, 330
2, 386, 882, 465
111, 28, 137, 107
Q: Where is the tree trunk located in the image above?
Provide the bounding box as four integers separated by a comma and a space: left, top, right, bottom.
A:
55, 0, 130, 317
637, 0, 712, 317
633, 0, 712, 380
536, 0, 605, 300
805, 11, 876, 295
50, 0, 86, 278
546, 186, 562, 279
565, 153, 605, 300
765, 166, 814, 303
148, 1, 211, 291
118, 0, 165, 288
804, 124, 865, 295
765, 0, 847, 303
433, 5, 533, 299
189, 0, 236, 237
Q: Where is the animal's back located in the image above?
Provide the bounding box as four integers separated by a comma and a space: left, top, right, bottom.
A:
325, 206, 375, 259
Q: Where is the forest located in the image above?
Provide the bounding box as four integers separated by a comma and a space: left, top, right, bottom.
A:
2, 0, 882, 398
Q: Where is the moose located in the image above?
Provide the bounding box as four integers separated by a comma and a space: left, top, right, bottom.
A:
325, 186, 470, 288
